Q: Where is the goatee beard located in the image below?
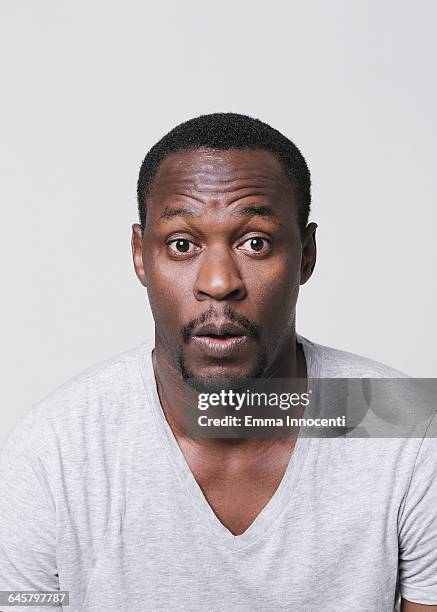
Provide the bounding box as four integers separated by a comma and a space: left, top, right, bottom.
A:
176, 348, 268, 394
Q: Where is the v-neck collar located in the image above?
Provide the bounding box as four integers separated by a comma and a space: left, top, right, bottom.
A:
139, 334, 315, 551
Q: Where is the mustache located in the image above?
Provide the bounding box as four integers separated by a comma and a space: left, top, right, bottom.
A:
181, 304, 261, 343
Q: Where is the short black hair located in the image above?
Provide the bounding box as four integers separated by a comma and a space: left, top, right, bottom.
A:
137, 112, 311, 235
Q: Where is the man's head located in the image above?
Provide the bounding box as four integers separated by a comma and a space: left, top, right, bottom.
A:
132, 113, 317, 391
137, 112, 311, 237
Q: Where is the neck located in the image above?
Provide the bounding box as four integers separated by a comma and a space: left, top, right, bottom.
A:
151, 328, 307, 454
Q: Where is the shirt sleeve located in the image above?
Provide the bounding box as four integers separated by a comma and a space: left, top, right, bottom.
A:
0, 408, 61, 612
398, 412, 437, 606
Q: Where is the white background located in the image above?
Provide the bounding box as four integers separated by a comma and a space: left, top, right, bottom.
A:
1, 1, 436, 446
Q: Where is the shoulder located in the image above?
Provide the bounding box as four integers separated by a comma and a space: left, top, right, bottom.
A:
2, 339, 155, 452
39, 338, 153, 409
298, 334, 409, 378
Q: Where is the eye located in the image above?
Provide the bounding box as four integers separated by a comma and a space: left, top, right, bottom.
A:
167, 238, 199, 256
238, 236, 271, 255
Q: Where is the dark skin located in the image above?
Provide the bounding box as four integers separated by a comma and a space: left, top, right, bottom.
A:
402, 605, 437, 612
132, 147, 315, 536
131, 148, 435, 611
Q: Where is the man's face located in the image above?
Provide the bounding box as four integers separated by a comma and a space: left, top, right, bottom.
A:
132, 148, 316, 389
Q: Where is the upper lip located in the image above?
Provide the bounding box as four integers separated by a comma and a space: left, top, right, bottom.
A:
193, 322, 247, 338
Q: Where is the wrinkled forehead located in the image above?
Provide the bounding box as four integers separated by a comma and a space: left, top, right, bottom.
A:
146, 148, 294, 205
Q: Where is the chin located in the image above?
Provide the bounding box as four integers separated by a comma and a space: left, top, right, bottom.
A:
183, 373, 250, 394
178, 353, 268, 394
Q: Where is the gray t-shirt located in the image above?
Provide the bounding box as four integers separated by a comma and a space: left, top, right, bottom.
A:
1, 335, 436, 612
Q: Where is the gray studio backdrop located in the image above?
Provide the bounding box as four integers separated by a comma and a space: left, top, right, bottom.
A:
1, 1, 436, 447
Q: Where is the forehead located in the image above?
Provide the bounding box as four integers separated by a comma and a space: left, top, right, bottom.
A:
147, 148, 294, 204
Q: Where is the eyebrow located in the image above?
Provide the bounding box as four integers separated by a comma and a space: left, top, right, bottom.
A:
159, 204, 277, 221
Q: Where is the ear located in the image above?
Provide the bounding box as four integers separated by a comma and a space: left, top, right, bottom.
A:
131, 223, 147, 287
300, 222, 317, 285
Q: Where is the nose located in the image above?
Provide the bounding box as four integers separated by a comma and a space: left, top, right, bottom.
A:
193, 246, 246, 302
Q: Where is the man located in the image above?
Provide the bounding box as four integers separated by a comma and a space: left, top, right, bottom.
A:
0, 113, 436, 611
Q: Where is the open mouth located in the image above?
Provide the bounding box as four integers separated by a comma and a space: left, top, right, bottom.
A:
191, 333, 248, 355
190, 321, 251, 356
201, 332, 240, 339
198, 333, 243, 342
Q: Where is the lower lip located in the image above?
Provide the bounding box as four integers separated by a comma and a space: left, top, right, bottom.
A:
191, 335, 249, 356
